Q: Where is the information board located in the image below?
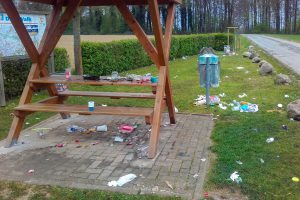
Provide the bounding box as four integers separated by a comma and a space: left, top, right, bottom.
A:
0, 13, 46, 57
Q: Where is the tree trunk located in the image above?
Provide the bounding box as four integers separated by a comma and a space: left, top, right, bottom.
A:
73, 7, 83, 75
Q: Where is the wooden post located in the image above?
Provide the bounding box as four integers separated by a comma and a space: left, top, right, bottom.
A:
48, 52, 55, 74
73, 7, 83, 75
0, 57, 6, 107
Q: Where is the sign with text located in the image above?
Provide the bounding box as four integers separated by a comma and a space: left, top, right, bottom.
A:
0, 13, 46, 57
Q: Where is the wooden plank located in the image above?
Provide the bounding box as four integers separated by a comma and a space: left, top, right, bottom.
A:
15, 103, 154, 117
22, 0, 182, 6
59, 91, 156, 99
149, 0, 176, 124
148, 66, 167, 158
113, 0, 160, 67
5, 116, 26, 147
39, 0, 83, 67
0, 0, 39, 63
0, 57, 6, 107
148, 0, 168, 66
164, 3, 176, 59
30, 75, 157, 87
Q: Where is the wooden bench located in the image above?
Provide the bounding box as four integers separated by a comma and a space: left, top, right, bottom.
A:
15, 103, 154, 124
58, 91, 156, 99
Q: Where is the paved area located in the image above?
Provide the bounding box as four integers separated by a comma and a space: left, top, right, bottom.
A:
0, 113, 213, 200
245, 34, 300, 75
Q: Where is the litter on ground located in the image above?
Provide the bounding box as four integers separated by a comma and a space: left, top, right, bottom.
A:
219, 104, 227, 110
194, 95, 221, 106
292, 177, 299, 182
107, 174, 137, 187
165, 181, 174, 190
238, 93, 247, 98
260, 158, 265, 164
230, 171, 242, 183
266, 137, 275, 143
236, 161, 243, 165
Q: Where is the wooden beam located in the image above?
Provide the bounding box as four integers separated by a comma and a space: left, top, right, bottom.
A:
38, 0, 63, 54
0, 58, 6, 107
164, 3, 176, 59
39, 0, 83, 67
148, 0, 167, 66
113, 0, 160, 67
22, 0, 182, 6
0, 0, 39, 63
148, 66, 167, 158
5, 115, 26, 147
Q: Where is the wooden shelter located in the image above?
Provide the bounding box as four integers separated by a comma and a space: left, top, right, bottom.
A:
0, 0, 181, 158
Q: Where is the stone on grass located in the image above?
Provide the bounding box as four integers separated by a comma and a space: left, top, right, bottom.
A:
249, 52, 259, 59
243, 52, 251, 58
259, 60, 267, 67
287, 99, 300, 120
260, 63, 273, 75
275, 73, 292, 85
252, 57, 261, 63
248, 45, 255, 53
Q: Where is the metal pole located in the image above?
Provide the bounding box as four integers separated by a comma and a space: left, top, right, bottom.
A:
227, 28, 230, 46
0, 57, 6, 107
205, 57, 210, 106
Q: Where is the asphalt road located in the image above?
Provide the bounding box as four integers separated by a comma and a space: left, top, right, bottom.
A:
244, 34, 300, 75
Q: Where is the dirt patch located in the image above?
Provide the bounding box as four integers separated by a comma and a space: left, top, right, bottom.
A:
206, 187, 248, 200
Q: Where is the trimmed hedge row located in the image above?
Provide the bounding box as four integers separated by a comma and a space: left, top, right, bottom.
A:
82, 33, 232, 76
2, 48, 70, 99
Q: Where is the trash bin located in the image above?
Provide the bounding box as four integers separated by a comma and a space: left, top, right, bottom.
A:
198, 54, 220, 88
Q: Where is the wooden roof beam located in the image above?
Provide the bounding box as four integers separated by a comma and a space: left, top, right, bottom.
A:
21, 0, 182, 6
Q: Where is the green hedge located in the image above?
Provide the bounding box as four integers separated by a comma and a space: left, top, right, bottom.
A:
54, 48, 70, 72
82, 33, 232, 76
2, 48, 69, 99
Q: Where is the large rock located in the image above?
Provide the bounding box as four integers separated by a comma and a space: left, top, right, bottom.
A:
243, 52, 251, 58
275, 73, 292, 85
260, 63, 273, 75
258, 60, 267, 67
288, 99, 300, 120
248, 45, 255, 53
249, 52, 259, 59
252, 57, 261, 63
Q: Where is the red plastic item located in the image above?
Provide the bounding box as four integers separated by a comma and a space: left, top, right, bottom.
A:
56, 143, 65, 148
204, 192, 209, 198
119, 125, 134, 133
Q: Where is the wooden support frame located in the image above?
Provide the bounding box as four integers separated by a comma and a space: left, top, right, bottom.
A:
1, 0, 179, 158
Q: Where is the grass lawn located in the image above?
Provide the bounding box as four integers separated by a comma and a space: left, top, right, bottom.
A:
266, 34, 300, 43
0, 36, 300, 199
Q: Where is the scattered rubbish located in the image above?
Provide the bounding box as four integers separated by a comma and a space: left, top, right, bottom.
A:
182, 56, 187, 60
292, 177, 299, 182
55, 143, 65, 148
119, 125, 135, 133
193, 174, 199, 178
66, 125, 86, 133
35, 118, 40, 120
231, 100, 259, 113
32, 128, 51, 139
277, 104, 283, 108
236, 66, 244, 70
200, 158, 206, 162
260, 158, 265, 164
175, 107, 179, 113
25, 122, 30, 125
114, 136, 124, 142
194, 95, 220, 106
282, 125, 288, 131
225, 76, 229, 78
236, 161, 243, 165
101, 104, 107, 107
245, 70, 250, 74
107, 174, 137, 187
88, 101, 95, 112
75, 139, 80, 143
92, 142, 100, 146
219, 104, 227, 110
266, 137, 275, 143
290, 118, 295, 121
96, 125, 108, 132
136, 144, 149, 158
219, 93, 226, 97
165, 181, 174, 190
284, 95, 290, 98
230, 171, 242, 183
238, 93, 247, 98
27, 169, 34, 175
204, 192, 209, 198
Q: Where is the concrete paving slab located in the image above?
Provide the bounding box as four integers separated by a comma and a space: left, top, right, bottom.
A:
0, 113, 213, 200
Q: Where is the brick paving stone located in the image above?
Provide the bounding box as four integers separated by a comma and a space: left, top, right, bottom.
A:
0, 114, 213, 200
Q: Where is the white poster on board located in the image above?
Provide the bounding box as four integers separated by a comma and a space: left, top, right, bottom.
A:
0, 13, 46, 57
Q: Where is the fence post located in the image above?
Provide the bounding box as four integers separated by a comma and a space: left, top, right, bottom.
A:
0, 56, 6, 107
